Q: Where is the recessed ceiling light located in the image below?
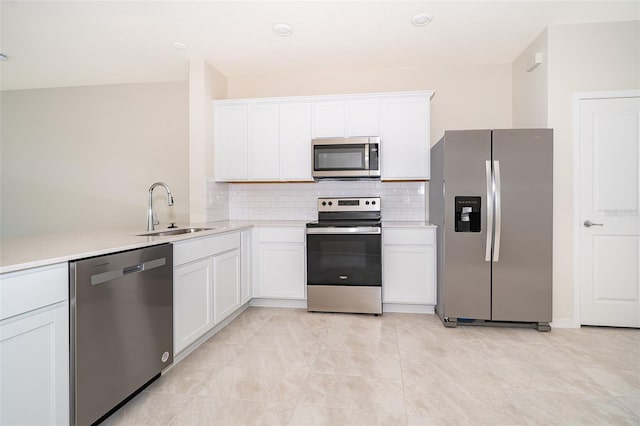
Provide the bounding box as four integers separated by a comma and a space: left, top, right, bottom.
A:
0, 53, 8, 62
172, 42, 188, 50
411, 12, 433, 27
272, 23, 293, 37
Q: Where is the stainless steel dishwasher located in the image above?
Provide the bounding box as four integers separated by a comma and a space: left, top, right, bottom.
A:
70, 244, 173, 426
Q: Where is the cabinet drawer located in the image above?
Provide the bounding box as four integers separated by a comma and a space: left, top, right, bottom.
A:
174, 232, 241, 266
0, 263, 69, 321
258, 227, 305, 243
384, 228, 435, 245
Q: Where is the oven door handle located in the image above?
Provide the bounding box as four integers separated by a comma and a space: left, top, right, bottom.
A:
306, 227, 381, 235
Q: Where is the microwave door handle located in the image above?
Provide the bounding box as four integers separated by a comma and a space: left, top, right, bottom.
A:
364, 145, 370, 170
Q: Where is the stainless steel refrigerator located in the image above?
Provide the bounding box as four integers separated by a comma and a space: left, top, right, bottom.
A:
430, 129, 553, 331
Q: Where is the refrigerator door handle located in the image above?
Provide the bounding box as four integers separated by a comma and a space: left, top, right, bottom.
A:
485, 160, 493, 261
493, 160, 502, 262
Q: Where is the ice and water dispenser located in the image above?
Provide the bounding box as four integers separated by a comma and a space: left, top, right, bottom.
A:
454, 196, 481, 232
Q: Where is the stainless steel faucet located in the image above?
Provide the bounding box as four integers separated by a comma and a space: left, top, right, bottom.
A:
147, 182, 174, 231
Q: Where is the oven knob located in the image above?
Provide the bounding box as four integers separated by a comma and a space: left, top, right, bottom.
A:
365, 201, 370, 205
372, 200, 376, 205
322, 201, 327, 206
328, 202, 333, 206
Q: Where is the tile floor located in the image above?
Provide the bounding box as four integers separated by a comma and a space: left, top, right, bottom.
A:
103, 307, 640, 425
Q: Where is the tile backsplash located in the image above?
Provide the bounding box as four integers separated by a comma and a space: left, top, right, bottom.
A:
205, 180, 230, 222
207, 179, 426, 222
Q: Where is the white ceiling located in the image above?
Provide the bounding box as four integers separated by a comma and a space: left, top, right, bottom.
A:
1, 0, 638, 91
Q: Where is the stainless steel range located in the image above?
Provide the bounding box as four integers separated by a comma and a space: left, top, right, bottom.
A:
306, 197, 382, 314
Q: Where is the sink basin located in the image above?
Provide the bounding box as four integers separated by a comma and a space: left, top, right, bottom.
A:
137, 227, 215, 237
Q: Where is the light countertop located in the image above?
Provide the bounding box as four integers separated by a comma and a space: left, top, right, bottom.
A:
382, 221, 436, 228
0, 220, 433, 274
0, 221, 297, 274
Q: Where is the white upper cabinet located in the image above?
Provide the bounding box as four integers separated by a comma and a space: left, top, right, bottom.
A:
346, 98, 380, 137
280, 102, 312, 181
381, 95, 431, 180
215, 104, 248, 181
215, 100, 313, 182
312, 101, 345, 137
214, 91, 433, 182
248, 103, 280, 180
311, 97, 380, 138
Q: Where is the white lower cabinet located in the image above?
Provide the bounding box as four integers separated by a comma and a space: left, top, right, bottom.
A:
254, 226, 306, 299
172, 232, 243, 355
383, 227, 436, 305
0, 263, 69, 426
173, 257, 214, 354
241, 230, 253, 304
213, 248, 241, 324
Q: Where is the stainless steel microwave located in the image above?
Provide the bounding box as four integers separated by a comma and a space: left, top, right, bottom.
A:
312, 137, 380, 179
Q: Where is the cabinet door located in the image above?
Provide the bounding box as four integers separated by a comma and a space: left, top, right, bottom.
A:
215, 104, 248, 181
383, 245, 435, 304
248, 103, 280, 180
312, 101, 345, 137
241, 230, 253, 304
1, 302, 69, 426
214, 248, 242, 324
381, 97, 430, 180
346, 98, 380, 137
174, 258, 214, 354
280, 102, 312, 181
256, 243, 305, 299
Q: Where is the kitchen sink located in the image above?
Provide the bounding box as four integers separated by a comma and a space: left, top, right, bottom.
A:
136, 227, 215, 237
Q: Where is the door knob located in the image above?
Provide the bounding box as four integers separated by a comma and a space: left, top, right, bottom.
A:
584, 220, 604, 228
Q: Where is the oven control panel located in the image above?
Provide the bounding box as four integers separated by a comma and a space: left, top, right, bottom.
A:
317, 197, 381, 212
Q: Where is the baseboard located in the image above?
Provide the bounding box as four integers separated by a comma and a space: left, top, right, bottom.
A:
249, 298, 307, 309
550, 318, 581, 329
383, 303, 435, 314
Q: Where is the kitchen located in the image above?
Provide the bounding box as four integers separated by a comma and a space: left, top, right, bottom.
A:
1, 1, 639, 425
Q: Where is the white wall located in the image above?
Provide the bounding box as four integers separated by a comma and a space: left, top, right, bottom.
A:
511, 20, 640, 324
512, 29, 548, 128
546, 20, 640, 323
189, 60, 229, 223
0, 81, 189, 237
228, 64, 513, 146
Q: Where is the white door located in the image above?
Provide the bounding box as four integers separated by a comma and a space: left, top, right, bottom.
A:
579, 94, 640, 327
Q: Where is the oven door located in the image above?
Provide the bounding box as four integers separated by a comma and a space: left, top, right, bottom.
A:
306, 228, 381, 286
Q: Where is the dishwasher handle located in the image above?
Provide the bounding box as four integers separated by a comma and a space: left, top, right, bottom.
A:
91, 257, 166, 286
